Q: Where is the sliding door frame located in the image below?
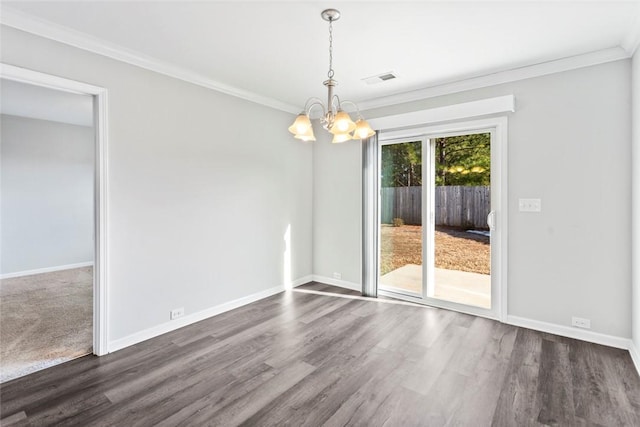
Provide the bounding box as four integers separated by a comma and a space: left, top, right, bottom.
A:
377, 116, 508, 321
1, 63, 110, 354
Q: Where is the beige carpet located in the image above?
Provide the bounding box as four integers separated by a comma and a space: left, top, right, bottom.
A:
0, 267, 93, 383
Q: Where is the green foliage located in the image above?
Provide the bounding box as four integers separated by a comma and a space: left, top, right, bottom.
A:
435, 133, 490, 186
380, 134, 490, 188
381, 141, 422, 187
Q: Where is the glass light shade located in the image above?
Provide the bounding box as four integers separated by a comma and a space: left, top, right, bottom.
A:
353, 119, 375, 139
294, 125, 316, 141
329, 110, 356, 134
331, 132, 352, 144
288, 113, 312, 136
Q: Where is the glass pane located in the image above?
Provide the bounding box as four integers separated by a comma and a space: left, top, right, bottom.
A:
379, 140, 423, 296
431, 133, 491, 308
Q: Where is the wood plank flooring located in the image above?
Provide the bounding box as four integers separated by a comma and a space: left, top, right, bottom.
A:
1, 282, 639, 426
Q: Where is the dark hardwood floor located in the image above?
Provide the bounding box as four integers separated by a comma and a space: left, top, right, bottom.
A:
2, 282, 639, 426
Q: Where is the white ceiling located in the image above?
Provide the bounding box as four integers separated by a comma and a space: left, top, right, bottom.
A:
2, 1, 639, 113
0, 78, 93, 126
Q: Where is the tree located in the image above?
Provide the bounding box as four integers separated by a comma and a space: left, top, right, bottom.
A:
380, 134, 490, 188
435, 133, 490, 186
381, 141, 422, 188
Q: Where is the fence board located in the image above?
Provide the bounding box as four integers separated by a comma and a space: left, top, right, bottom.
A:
381, 186, 490, 229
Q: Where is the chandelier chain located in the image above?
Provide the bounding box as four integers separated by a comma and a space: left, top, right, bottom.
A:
328, 19, 334, 79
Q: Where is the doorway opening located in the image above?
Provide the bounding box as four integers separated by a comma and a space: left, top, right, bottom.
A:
0, 64, 108, 382
377, 120, 505, 319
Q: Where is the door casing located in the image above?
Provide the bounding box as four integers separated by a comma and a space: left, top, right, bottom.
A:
1, 63, 110, 354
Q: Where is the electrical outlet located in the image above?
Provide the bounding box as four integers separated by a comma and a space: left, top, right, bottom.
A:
572, 316, 591, 329
170, 307, 185, 320
333, 272, 342, 280
519, 198, 542, 212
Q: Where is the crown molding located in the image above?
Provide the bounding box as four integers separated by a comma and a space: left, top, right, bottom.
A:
0, 7, 300, 114
358, 47, 630, 111
1, 6, 634, 115
622, 9, 640, 57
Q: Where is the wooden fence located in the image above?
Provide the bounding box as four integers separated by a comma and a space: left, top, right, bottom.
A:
381, 186, 490, 229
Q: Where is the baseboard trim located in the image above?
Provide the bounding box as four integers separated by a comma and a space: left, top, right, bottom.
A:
0, 262, 94, 279
106, 276, 640, 377
506, 315, 631, 350
108, 283, 292, 352
629, 341, 640, 376
290, 275, 314, 289
311, 275, 361, 292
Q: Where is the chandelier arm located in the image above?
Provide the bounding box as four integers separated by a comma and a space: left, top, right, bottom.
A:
305, 100, 328, 121
338, 100, 364, 118
331, 94, 342, 112
303, 97, 326, 114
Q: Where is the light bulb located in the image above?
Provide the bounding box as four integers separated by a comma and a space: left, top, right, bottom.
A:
330, 110, 356, 134
288, 113, 311, 136
294, 125, 316, 142
353, 119, 375, 139
332, 132, 352, 144
336, 119, 349, 132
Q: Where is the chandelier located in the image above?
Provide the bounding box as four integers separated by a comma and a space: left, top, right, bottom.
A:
288, 9, 375, 143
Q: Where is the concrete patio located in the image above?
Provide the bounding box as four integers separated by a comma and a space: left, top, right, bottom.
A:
380, 263, 490, 309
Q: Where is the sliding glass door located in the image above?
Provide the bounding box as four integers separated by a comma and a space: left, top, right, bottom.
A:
427, 133, 492, 310
379, 138, 425, 298
378, 125, 501, 319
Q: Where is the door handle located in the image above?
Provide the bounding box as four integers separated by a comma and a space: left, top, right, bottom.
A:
487, 211, 496, 231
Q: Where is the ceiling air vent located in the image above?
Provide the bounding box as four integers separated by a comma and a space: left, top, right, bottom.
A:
362, 71, 399, 85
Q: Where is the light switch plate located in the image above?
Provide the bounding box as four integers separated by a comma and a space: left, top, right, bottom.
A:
519, 198, 541, 212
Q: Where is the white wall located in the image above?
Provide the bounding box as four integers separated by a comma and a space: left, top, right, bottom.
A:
1, 114, 94, 275
0, 25, 313, 344
312, 129, 362, 282
314, 60, 632, 339
632, 52, 640, 349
